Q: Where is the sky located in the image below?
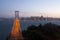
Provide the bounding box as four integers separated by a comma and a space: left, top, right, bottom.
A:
0, 0, 60, 18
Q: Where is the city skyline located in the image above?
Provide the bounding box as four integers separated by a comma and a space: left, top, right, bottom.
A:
0, 0, 60, 18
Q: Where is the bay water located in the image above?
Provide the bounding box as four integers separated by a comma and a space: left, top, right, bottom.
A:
0, 20, 60, 40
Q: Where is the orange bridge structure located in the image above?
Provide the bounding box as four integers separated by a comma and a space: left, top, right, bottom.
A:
7, 11, 24, 40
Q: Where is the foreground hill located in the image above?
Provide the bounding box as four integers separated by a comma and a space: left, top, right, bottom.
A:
22, 23, 60, 40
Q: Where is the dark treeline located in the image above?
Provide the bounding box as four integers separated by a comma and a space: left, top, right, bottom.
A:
22, 23, 60, 40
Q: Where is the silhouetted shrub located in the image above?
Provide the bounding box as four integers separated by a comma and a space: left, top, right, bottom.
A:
22, 23, 60, 40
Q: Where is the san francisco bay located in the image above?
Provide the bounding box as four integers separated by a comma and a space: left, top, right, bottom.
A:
0, 20, 60, 40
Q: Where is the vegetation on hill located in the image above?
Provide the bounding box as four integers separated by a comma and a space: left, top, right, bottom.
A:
22, 23, 60, 40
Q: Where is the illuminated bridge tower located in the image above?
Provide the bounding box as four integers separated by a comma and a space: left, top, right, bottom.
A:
15, 11, 19, 19
8, 11, 23, 40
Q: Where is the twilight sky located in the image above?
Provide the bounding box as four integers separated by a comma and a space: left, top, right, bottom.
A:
0, 0, 60, 18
